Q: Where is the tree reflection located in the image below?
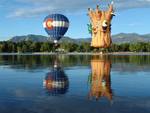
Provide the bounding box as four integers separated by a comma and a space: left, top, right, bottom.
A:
43, 57, 69, 95
88, 55, 113, 101
0, 55, 150, 71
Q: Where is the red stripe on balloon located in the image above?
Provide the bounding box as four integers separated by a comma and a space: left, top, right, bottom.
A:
45, 18, 53, 30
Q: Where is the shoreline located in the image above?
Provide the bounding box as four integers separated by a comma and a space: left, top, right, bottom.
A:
0, 52, 150, 55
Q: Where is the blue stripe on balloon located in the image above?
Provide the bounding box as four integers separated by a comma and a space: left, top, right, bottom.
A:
57, 15, 60, 40
44, 14, 69, 22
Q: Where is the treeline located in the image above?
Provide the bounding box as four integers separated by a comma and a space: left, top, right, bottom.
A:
0, 41, 150, 52
110, 42, 150, 52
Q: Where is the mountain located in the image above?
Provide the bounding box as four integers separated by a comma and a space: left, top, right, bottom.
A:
9, 34, 76, 43
9, 34, 90, 44
9, 35, 48, 42
112, 33, 150, 43
9, 33, 150, 43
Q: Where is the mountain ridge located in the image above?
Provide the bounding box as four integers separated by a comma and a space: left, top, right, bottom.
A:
8, 33, 150, 44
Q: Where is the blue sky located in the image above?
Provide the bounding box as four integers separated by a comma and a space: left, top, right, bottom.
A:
0, 0, 150, 41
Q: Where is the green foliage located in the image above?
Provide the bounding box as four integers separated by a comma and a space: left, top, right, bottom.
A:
60, 42, 78, 52
129, 42, 147, 52
87, 23, 92, 34
0, 40, 150, 53
40, 42, 51, 52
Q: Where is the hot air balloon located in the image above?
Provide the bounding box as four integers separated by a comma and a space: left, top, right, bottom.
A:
88, 2, 115, 48
44, 69, 69, 95
43, 58, 69, 95
43, 14, 69, 44
88, 55, 112, 101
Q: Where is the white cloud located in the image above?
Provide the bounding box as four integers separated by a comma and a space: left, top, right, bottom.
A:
8, 6, 56, 18
114, 0, 150, 10
2, 0, 150, 17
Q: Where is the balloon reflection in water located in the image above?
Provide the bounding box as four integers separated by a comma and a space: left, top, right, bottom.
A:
88, 55, 113, 101
43, 60, 69, 95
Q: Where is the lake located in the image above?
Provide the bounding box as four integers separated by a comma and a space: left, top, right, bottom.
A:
0, 54, 150, 113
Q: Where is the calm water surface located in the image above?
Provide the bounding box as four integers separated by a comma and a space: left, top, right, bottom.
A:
0, 55, 150, 113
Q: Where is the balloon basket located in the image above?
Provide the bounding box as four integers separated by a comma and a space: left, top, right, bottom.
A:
52, 43, 60, 53
54, 43, 59, 48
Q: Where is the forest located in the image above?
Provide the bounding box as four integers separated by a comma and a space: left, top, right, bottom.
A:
0, 41, 150, 53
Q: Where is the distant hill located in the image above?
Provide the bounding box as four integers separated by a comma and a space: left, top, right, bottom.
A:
112, 33, 150, 43
9, 35, 48, 42
9, 33, 150, 43
9, 34, 91, 44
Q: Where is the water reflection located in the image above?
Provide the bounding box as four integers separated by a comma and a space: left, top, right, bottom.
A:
43, 57, 69, 95
88, 55, 113, 101
0, 55, 150, 72
0, 55, 150, 113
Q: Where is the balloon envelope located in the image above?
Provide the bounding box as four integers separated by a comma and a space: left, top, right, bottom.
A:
43, 14, 69, 42
44, 67, 69, 95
